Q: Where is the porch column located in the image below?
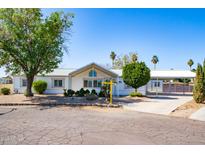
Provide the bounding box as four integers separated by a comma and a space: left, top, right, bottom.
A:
68, 75, 72, 89
116, 76, 120, 97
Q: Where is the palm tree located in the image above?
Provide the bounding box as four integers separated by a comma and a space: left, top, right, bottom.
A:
110, 51, 116, 67
187, 59, 194, 70
130, 52, 138, 63
151, 55, 159, 70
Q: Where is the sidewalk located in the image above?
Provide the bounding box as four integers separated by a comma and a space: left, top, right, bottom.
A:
190, 107, 205, 121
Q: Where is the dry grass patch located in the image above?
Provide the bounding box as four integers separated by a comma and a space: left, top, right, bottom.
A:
170, 99, 205, 118
124, 95, 148, 102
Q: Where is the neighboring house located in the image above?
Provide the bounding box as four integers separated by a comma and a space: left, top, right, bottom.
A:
0, 76, 13, 84
13, 63, 196, 96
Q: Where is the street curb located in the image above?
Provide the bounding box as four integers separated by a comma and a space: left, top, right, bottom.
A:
0, 103, 122, 108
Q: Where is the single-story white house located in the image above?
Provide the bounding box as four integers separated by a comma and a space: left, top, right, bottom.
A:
13, 63, 196, 96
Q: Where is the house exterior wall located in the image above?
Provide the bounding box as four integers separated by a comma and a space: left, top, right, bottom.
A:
147, 80, 163, 93
13, 74, 147, 96
13, 76, 69, 94
71, 68, 113, 93
115, 77, 146, 96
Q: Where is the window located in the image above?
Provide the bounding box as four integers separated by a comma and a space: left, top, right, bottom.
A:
93, 80, 97, 87
154, 81, 160, 87
84, 80, 102, 88
84, 80, 88, 87
84, 80, 93, 87
97, 80, 102, 87
89, 70, 97, 77
88, 80, 92, 87
22, 79, 27, 87
54, 79, 63, 87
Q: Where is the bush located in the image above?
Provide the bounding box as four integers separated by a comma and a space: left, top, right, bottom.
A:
79, 88, 85, 97
129, 91, 143, 97
91, 89, 97, 95
67, 89, 75, 97
193, 64, 204, 103
64, 89, 75, 97
1, 87, 10, 95
32, 80, 47, 94
63, 89, 68, 97
24, 90, 29, 97
86, 94, 98, 101
98, 90, 105, 97
75, 90, 80, 97
85, 89, 90, 95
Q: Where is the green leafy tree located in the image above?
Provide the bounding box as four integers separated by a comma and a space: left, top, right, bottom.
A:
0, 9, 74, 96
110, 51, 116, 67
151, 55, 159, 70
193, 64, 204, 104
130, 52, 138, 63
122, 62, 150, 92
187, 59, 194, 70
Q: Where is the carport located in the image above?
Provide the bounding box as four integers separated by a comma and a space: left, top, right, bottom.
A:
148, 70, 196, 95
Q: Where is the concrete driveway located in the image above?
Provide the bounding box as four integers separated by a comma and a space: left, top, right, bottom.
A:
121, 95, 192, 115
190, 107, 205, 121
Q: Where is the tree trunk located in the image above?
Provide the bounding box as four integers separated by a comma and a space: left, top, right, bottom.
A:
26, 76, 34, 97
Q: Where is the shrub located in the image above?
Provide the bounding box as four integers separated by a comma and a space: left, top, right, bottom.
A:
24, 90, 32, 97
98, 90, 105, 97
63, 89, 68, 97
1, 87, 10, 95
32, 80, 47, 94
79, 88, 85, 97
193, 64, 204, 103
129, 91, 143, 97
85, 89, 90, 95
86, 94, 98, 101
75, 90, 80, 97
91, 89, 97, 95
67, 89, 75, 97
64, 89, 75, 97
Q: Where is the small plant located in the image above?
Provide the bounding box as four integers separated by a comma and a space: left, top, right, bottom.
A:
129, 91, 143, 97
63, 89, 68, 97
67, 89, 75, 97
64, 89, 75, 97
98, 90, 105, 97
32, 80, 47, 94
86, 94, 98, 101
75, 90, 80, 97
85, 89, 90, 95
1, 87, 10, 95
79, 88, 85, 97
91, 89, 97, 95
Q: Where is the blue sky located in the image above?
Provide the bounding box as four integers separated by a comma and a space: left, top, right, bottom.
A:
1, 8, 205, 76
